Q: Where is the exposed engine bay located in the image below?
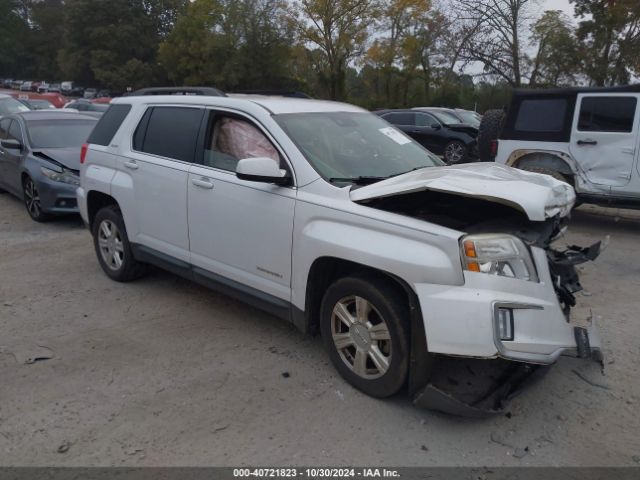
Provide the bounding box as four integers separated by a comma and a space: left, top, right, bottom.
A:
360, 189, 602, 316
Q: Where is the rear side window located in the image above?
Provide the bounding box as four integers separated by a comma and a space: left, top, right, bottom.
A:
578, 97, 636, 132
514, 99, 567, 132
133, 106, 203, 162
87, 104, 132, 146
0, 118, 10, 139
415, 113, 437, 127
8, 120, 23, 143
382, 112, 414, 125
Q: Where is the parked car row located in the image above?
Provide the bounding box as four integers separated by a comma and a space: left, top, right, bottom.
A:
1, 79, 111, 99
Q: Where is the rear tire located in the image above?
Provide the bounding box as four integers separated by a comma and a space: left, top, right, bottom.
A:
320, 275, 410, 398
92, 205, 147, 282
477, 109, 505, 161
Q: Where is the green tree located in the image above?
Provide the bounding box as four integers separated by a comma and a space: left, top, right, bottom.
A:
571, 0, 640, 86
0, 0, 30, 77
159, 0, 300, 90
58, 0, 173, 90
529, 10, 579, 86
291, 0, 378, 100
27, 0, 65, 80
365, 0, 431, 105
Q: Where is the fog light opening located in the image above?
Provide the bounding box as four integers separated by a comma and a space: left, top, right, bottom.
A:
497, 308, 514, 341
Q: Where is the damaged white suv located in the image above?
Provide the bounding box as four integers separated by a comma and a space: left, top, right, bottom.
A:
77, 88, 603, 415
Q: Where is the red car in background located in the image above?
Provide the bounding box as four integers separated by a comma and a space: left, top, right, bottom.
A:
91, 97, 112, 104
6, 91, 68, 108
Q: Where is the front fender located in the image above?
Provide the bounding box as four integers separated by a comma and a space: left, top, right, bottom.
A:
291, 208, 464, 311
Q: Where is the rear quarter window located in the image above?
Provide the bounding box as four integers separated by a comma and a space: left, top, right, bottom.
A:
87, 104, 132, 146
132, 106, 204, 163
514, 99, 567, 132
382, 112, 415, 125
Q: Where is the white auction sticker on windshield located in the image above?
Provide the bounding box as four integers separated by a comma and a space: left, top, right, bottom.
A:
379, 127, 412, 145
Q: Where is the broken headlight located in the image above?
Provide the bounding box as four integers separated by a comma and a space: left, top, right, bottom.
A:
40, 166, 80, 186
461, 234, 538, 282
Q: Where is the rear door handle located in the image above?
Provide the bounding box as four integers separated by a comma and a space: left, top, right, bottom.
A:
191, 178, 214, 189
577, 139, 598, 146
123, 161, 138, 170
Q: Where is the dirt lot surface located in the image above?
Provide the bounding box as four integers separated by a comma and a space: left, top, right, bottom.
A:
1, 194, 639, 467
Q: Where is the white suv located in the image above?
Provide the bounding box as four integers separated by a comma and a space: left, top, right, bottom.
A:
488, 85, 640, 209
77, 88, 603, 415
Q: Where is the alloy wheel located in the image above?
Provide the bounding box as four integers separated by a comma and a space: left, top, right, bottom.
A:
97, 219, 125, 271
445, 142, 465, 164
23, 178, 42, 218
330, 295, 392, 379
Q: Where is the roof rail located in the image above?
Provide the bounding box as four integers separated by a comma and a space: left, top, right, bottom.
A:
129, 86, 227, 97
230, 90, 312, 99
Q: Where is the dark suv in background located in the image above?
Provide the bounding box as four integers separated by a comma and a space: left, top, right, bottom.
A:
376, 109, 478, 164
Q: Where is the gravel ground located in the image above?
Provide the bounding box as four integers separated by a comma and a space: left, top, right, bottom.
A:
0, 194, 639, 467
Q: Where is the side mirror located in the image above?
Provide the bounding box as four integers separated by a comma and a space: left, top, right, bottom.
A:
431, 123, 441, 130
236, 157, 291, 186
1, 139, 22, 150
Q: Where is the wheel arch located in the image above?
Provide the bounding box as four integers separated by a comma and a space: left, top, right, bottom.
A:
86, 190, 120, 231
300, 256, 433, 395
508, 150, 576, 176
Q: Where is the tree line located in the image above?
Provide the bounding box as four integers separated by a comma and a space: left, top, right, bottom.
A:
1, 0, 640, 111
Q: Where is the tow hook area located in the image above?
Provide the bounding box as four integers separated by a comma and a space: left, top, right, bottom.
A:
411, 356, 549, 417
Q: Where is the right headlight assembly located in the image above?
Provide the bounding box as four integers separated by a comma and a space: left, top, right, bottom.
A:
460, 234, 538, 282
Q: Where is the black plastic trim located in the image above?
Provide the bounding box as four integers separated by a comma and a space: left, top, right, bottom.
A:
577, 194, 640, 210
130, 244, 294, 324
130, 86, 226, 97
192, 267, 291, 321
131, 244, 192, 278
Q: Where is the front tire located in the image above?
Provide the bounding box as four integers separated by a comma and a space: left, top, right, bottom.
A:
92, 205, 146, 282
320, 275, 409, 398
23, 176, 50, 222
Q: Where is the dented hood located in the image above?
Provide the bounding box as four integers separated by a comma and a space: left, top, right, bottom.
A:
350, 163, 576, 221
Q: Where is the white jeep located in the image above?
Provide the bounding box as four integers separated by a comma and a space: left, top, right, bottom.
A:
77, 88, 603, 415
483, 85, 640, 209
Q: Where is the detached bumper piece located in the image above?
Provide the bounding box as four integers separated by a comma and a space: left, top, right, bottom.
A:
412, 356, 549, 417
547, 241, 601, 314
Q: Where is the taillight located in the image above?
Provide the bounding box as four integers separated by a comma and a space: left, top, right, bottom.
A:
490, 140, 499, 158
80, 143, 88, 164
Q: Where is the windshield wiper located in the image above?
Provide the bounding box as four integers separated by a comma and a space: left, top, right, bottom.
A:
329, 167, 433, 185
328, 176, 389, 185
387, 166, 432, 178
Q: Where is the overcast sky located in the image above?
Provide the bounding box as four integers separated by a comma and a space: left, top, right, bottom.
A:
539, 0, 575, 17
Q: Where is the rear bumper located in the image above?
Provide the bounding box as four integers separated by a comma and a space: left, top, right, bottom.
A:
414, 246, 602, 365
76, 186, 89, 224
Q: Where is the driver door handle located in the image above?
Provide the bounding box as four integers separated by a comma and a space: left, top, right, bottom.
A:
191, 178, 214, 189
577, 139, 598, 146
123, 160, 139, 170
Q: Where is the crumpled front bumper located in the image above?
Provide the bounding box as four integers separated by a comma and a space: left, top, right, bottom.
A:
409, 243, 603, 416
414, 246, 602, 365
